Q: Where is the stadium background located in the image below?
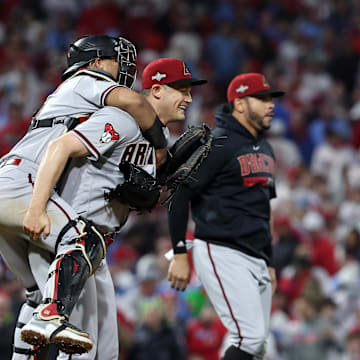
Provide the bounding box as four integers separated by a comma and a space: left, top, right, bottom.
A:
0, 0, 360, 359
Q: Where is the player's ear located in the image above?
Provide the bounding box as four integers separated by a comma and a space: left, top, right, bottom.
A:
233, 98, 244, 114
151, 84, 162, 100
89, 58, 102, 69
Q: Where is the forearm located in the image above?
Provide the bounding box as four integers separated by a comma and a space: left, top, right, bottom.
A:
105, 88, 167, 149
29, 134, 89, 211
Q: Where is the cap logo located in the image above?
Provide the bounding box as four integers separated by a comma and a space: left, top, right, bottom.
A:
183, 63, 191, 76
235, 85, 249, 93
151, 72, 167, 82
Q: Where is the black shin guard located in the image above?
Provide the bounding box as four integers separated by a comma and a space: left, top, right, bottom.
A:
46, 217, 107, 317
50, 249, 90, 317
223, 346, 254, 360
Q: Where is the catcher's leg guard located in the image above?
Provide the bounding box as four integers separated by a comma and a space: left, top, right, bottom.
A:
21, 218, 107, 355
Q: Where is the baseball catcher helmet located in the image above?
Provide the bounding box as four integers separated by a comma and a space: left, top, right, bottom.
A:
62, 34, 137, 88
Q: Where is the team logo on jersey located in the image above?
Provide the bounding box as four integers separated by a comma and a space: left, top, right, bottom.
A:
100, 123, 119, 144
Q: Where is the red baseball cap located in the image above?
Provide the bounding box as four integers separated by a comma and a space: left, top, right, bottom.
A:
227, 73, 285, 103
142, 58, 207, 90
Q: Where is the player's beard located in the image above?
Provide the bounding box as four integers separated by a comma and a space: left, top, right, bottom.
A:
245, 98, 270, 132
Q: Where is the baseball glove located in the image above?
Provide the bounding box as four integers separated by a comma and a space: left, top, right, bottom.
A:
104, 162, 160, 212
158, 124, 213, 192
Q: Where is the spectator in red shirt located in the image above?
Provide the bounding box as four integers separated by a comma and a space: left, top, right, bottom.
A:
302, 211, 339, 275
187, 304, 227, 360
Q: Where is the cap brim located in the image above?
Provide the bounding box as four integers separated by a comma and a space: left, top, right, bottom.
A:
249, 89, 285, 98
167, 78, 208, 87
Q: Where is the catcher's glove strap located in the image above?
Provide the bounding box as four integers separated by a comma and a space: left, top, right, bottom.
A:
29, 114, 90, 131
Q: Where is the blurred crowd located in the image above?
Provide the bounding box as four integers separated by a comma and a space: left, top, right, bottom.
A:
1, 0, 360, 359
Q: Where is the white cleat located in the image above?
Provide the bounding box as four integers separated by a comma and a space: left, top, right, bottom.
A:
21, 313, 93, 354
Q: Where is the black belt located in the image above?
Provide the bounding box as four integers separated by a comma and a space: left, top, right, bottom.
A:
30, 117, 67, 130
29, 115, 90, 131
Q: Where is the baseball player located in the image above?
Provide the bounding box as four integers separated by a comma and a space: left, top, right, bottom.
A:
167, 73, 284, 360
0, 34, 167, 359
14, 58, 206, 355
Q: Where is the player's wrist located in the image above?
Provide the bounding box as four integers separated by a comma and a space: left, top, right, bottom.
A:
174, 252, 188, 258
173, 247, 187, 255
28, 204, 47, 213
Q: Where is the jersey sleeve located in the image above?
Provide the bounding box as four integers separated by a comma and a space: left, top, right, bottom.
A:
71, 106, 139, 161
73, 77, 120, 107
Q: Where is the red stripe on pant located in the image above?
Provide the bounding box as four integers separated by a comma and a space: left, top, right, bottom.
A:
206, 242, 243, 348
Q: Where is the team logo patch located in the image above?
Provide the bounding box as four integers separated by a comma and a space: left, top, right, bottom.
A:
152, 72, 167, 82
100, 123, 119, 144
236, 85, 249, 93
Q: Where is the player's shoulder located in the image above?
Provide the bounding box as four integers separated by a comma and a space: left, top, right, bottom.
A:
70, 69, 117, 84
91, 106, 133, 121
93, 106, 139, 135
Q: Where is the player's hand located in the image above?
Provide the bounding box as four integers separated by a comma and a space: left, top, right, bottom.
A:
167, 253, 191, 292
268, 266, 277, 296
23, 208, 50, 241
155, 148, 168, 169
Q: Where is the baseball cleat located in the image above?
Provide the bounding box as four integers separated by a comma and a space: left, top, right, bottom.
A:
21, 313, 93, 354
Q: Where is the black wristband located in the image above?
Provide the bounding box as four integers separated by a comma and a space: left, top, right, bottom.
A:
173, 240, 188, 254
142, 116, 167, 149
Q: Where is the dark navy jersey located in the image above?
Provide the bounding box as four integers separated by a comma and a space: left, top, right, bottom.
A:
168, 104, 276, 264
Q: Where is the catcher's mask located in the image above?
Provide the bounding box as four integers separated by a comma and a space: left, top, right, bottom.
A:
62, 34, 137, 88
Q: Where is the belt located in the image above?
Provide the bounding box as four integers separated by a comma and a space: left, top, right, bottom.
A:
30, 114, 90, 131
0, 158, 22, 168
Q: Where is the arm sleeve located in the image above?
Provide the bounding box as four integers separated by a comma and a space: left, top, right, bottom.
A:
168, 136, 227, 253
168, 186, 194, 254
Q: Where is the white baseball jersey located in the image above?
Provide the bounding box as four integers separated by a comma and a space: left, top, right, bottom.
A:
1, 71, 120, 165
58, 105, 158, 233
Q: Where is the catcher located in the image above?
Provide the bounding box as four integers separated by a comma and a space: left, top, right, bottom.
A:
17, 57, 209, 355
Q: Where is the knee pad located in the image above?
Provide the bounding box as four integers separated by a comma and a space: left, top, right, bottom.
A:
56, 217, 107, 275
75, 218, 107, 275
223, 346, 254, 360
